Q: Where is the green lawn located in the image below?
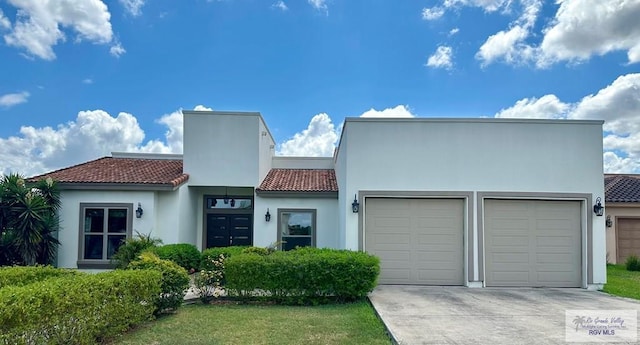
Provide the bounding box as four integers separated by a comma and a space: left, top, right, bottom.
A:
602, 264, 640, 300
110, 301, 392, 345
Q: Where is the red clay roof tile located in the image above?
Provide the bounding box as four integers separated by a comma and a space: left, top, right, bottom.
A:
257, 169, 338, 193
28, 157, 188, 188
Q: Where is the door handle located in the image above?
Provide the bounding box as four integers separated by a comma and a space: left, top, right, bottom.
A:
230, 236, 233, 245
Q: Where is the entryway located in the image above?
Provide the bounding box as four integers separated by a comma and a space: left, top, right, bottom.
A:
203, 194, 253, 248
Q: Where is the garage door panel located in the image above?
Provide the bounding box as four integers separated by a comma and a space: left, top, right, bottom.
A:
618, 218, 640, 263
366, 198, 464, 285
485, 199, 581, 288
618, 217, 640, 261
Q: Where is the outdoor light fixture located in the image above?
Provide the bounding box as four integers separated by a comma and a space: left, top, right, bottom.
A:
223, 187, 229, 204
351, 194, 360, 213
606, 215, 612, 228
265, 208, 271, 222
135, 202, 144, 218
230, 198, 235, 207
593, 197, 604, 216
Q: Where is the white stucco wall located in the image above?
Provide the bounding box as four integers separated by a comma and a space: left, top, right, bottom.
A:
253, 197, 339, 249
258, 117, 276, 184
57, 190, 157, 268
335, 118, 606, 285
183, 111, 261, 187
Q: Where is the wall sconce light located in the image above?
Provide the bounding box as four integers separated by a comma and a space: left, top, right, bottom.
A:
351, 194, 360, 213
135, 202, 144, 218
593, 197, 604, 216
606, 215, 612, 228
230, 198, 236, 207
265, 208, 271, 222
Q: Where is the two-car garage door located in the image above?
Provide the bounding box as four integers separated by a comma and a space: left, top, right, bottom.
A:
364, 197, 582, 287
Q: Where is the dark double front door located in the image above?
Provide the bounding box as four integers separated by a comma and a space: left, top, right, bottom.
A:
206, 214, 253, 248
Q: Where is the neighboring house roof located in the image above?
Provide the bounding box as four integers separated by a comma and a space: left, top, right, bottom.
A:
256, 169, 338, 197
605, 174, 640, 203
28, 157, 189, 191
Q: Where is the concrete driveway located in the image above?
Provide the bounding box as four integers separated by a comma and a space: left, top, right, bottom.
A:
369, 286, 640, 345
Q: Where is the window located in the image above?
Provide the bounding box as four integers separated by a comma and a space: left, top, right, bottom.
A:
79, 203, 133, 268
278, 209, 316, 251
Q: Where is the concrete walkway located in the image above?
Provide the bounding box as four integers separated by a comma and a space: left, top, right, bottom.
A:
369, 285, 640, 345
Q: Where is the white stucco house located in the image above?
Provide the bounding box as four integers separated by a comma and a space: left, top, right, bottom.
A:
31, 111, 607, 289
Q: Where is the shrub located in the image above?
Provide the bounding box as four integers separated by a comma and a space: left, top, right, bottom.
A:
0, 269, 161, 345
193, 254, 225, 303
0, 265, 77, 289
150, 243, 201, 272
225, 248, 380, 304
201, 246, 248, 271
111, 231, 162, 269
625, 255, 640, 272
128, 252, 189, 313
242, 246, 274, 256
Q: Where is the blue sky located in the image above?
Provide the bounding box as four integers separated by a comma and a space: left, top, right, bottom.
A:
1, 0, 639, 175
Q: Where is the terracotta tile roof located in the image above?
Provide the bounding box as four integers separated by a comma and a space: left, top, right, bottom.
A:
605, 174, 640, 203
28, 157, 188, 189
257, 169, 338, 193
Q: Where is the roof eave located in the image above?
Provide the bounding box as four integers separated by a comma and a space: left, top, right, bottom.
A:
255, 190, 338, 198
57, 181, 186, 192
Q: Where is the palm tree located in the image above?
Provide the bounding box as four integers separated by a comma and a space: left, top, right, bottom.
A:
0, 174, 61, 266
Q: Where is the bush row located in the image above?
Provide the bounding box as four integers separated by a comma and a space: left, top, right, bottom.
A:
128, 252, 190, 313
225, 248, 380, 304
149, 243, 201, 272
0, 265, 77, 289
0, 268, 161, 345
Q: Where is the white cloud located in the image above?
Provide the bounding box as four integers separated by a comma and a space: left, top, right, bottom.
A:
360, 105, 415, 118
119, 0, 145, 17
277, 113, 338, 157
193, 105, 213, 111
110, 41, 126, 57
426, 46, 454, 70
3, 0, 114, 60
443, 0, 511, 12
0, 91, 30, 108
422, 7, 445, 20
570, 74, 640, 133
272, 1, 288, 11
603, 152, 640, 174
476, 0, 541, 66
464, 0, 640, 67
495, 73, 640, 173
0, 105, 216, 175
82, 78, 93, 84
449, 28, 460, 36
538, 0, 640, 66
495, 95, 568, 119
308, 0, 328, 14
0, 9, 11, 30
277, 105, 415, 157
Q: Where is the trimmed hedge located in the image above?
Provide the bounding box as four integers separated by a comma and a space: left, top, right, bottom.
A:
225, 248, 380, 304
0, 265, 77, 289
201, 246, 248, 271
150, 243, 202, 271
128, 252, 189, 314
0, 269, 161, 345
